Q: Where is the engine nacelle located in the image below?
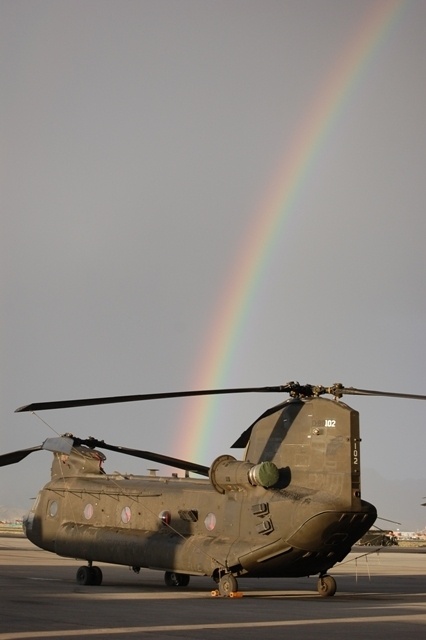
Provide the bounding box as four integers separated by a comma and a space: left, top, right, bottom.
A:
209, 454, 279, 494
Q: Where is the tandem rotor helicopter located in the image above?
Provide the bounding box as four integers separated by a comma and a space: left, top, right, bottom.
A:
2, 382, 426, 597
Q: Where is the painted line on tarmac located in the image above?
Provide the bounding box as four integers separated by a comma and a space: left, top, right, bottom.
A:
1, 612, 426, 639
28, 577, 63, 582
46, 589, 317, 600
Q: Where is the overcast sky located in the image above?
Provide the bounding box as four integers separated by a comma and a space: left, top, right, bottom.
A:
1, 0, 426, 531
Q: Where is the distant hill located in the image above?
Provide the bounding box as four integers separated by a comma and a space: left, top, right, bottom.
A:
0, 505, 27, 522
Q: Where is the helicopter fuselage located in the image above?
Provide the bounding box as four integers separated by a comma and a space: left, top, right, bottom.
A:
24, 471, 375, 580
23, 396, 377, 583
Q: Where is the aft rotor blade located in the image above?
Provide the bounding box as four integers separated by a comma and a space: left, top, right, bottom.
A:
78, 438, 209, 476
15, 385, 291, 412
16, 382, 426, 413
337, 386, 426, 401
0, 445, 43, 467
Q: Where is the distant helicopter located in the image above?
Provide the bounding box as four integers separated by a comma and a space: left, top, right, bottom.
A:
2, 382, 425, 597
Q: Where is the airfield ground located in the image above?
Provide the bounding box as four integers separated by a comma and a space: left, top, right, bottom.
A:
0, 537, 425, 639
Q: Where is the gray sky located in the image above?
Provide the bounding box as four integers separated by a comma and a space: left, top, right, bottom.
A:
1, 0, 426, 531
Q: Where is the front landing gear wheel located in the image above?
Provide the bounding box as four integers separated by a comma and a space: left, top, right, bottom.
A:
164, 571, 190, 587
218, 573, 238, 597
76, 565, 103, 586
91, 566, 103, 586
76, 566, 92, 585
317, 574, 337, 597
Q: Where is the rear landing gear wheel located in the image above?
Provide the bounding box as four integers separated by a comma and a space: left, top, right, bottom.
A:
164, 571, 190, 587
317, 574, 336, 597
218, 573, 238, 597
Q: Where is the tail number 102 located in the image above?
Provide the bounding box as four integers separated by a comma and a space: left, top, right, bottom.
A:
353, 440, 359, 466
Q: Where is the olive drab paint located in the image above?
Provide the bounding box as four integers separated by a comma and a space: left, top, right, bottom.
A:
4, 382, 425, 597
22, 395, 376, 594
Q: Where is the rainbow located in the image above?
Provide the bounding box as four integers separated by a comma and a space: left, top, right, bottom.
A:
175, 0, 406, 464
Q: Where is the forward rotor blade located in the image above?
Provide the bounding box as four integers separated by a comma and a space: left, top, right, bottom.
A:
78, 438, 209, 476
15, 385, 291, 412
42, 436, 74, 455
0, 445, 43, 467
0, 436, 209, 476
0, 437, 75, 468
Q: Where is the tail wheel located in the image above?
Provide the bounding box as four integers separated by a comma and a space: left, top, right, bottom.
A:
218, 573, 238, 597
164, 571, 190, 587
317, 574, 337, 597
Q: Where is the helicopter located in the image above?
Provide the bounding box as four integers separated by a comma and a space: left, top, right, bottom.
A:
1, 381, 425, 598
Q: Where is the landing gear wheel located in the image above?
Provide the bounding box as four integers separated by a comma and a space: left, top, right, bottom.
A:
218, 573, 238, 597
317, 574, 337, 597
164, 571, 190, 587
91, 566, 103, 586
76, 565, 103, 586
76, 566, 93, 585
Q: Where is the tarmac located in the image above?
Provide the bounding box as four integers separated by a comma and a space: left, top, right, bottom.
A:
1, 537, 425, 639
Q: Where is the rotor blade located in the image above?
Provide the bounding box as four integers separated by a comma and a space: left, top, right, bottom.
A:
0, 445, 43, 467
42, 436, 74, 455
0, 436, 76, 468
336, 386, 426, 401
15, 384, 292, 412
231, 408, 277, 449
231, 399, 302, 448
78, 438, 209, 476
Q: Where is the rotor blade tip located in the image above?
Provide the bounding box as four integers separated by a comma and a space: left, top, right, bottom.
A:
15, 405, 30, 413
